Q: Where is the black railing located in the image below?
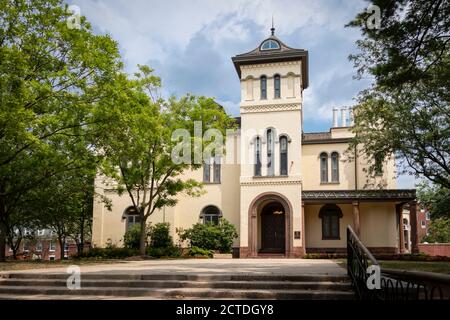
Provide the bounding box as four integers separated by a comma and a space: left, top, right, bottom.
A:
347, 226, 450, 300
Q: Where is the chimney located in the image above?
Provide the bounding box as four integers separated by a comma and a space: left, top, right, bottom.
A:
349, 107, 355, 126
341, 108, 347, 127
332, 108, 339, 127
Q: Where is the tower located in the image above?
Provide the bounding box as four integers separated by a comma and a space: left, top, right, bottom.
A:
232, 28, 309, 257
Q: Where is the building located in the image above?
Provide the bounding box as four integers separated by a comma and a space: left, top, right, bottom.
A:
92, 28, 417, 257
402, 204, 430, 252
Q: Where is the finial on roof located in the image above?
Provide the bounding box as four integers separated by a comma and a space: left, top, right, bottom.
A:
271, 15, 275, 36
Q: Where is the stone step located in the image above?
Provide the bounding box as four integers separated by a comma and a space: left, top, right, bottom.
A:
0, 273, 349, 283
0, 285, 355, 300
0, 278, 353, 291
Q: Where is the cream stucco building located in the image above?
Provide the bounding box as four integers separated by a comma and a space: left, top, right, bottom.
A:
92, 29, 418, 257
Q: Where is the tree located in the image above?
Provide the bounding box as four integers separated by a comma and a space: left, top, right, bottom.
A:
347, 0, 450, 188
417, 182, 450, 219
422, 217, 450, 243
97, 66, 235, 255
0, 0, 123, 261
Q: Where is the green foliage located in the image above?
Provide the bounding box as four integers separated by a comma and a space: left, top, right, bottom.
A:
423, 218, 450, 243
147, 246, 180, 258
74, 247, 139, 259
123, 225, 143, 249
179, 218, 238, 253
347, 0, 450, 188
417, 182, 450, 219
148, 223, 172, 248
188, 246, 213, 258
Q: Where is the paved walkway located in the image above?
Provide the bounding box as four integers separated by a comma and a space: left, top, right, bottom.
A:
1, 259, 346, 276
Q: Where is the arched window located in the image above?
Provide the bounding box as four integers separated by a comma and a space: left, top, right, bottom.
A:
320, 152, 328, 183
267, 129, 274, 176
319, 204, 343, 240
213, 157, 221, 183
201, 205, 222, 225
124, 206, 141, 231
255, 137, 261, 176
331, 152, 339, 183
280, 136, 288, 176
203, 161, 210, 182
260, 76, 267, 100
274, 75, 281, 98
260, 39, 280, 50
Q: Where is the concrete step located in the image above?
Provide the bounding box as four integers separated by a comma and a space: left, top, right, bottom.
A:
0, 285, 355, 300
0, 278, 353, 291
0, 273, 349, 282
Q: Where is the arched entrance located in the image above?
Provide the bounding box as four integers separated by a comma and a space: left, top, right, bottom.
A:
248, 192, 293, 257
260, 202, 286, 253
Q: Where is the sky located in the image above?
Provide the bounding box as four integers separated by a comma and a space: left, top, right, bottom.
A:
67, 0, 417, 188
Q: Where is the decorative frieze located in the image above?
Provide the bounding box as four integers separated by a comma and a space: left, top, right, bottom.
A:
241, 103, 300, 114
241, 179, 302, 187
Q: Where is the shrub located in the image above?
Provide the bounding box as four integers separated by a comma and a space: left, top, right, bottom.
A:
148, 223, 173, 248
123, 225, 142, 249
147, 246, 180, 258
180, 218, 238, 253
188, 246, 213, 258
74, 247, 139, 259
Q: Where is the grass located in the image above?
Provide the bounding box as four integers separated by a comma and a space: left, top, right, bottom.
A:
334, 259, 450, 275
0, 259, 126, 272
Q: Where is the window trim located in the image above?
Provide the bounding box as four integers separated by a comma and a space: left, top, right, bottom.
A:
266, 129, 274, 176
274, 74, 281, 99
331, 152, 340, 183
320, 152, 329, 183
254, 136, 262, 177
260, 39, 281, 51
260, 75, 267, 100
279, 136, 288, 176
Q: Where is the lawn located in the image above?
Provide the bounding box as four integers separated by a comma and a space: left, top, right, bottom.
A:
335, 259, 450, 275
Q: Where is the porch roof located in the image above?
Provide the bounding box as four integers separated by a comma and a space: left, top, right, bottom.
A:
302, 189, 416, 204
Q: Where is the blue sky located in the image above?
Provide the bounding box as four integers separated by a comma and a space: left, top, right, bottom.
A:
68, 0, 417, 188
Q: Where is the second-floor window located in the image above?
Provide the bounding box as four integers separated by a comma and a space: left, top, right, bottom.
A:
255, 137, 261, 176
213, 157, 221, 183
260, 76, 267, 99
203, 162, 210, 182
274, 75, 281, 98
267, 129, 274, 176
280, 136, 288, 176
331, 152, 339, 183
374, 153, 383, 175
320, 152, 328, 183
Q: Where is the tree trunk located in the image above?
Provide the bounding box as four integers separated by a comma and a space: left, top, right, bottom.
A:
78, 216, 85, 254
58, 238, 65, 261
0, 218, 6, 262
139, 215, 147, 256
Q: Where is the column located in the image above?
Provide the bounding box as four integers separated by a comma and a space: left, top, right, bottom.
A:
352, 201, 360, 237
409, 201, 419, 254
301, 201, 305, 251
396, 204, 404, 254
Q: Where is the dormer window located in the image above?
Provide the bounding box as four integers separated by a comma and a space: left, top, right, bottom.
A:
260, 39, 280, 51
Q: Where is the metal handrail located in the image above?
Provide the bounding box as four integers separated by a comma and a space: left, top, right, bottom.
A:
346, 225, 450, 300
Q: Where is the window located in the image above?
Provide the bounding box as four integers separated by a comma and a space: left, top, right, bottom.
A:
124, 206, 140, 231
421, 221, 426, 228
37, 229, 45, 236
213, 157, 221, 183
24, 229, 31, 236
49, 255, 55, 261
36, 242, 43, 252
203, 162, 210, 182
201, 206, 221, 225
260, 76, 267, 99
267, 129, 274, 176
320, 152, 328, 183
280, 136, 288, 176
331, 152, 339, 183
23, 242, 29, 252
260, 39, 280, 50
319, 204, 343, 240
274, 75, 281, 98
374, 153, 383, 175
255, 137, 261, 176
49, 242, 56, 252
426, 212, 431, 220
64, 243, 69, 252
